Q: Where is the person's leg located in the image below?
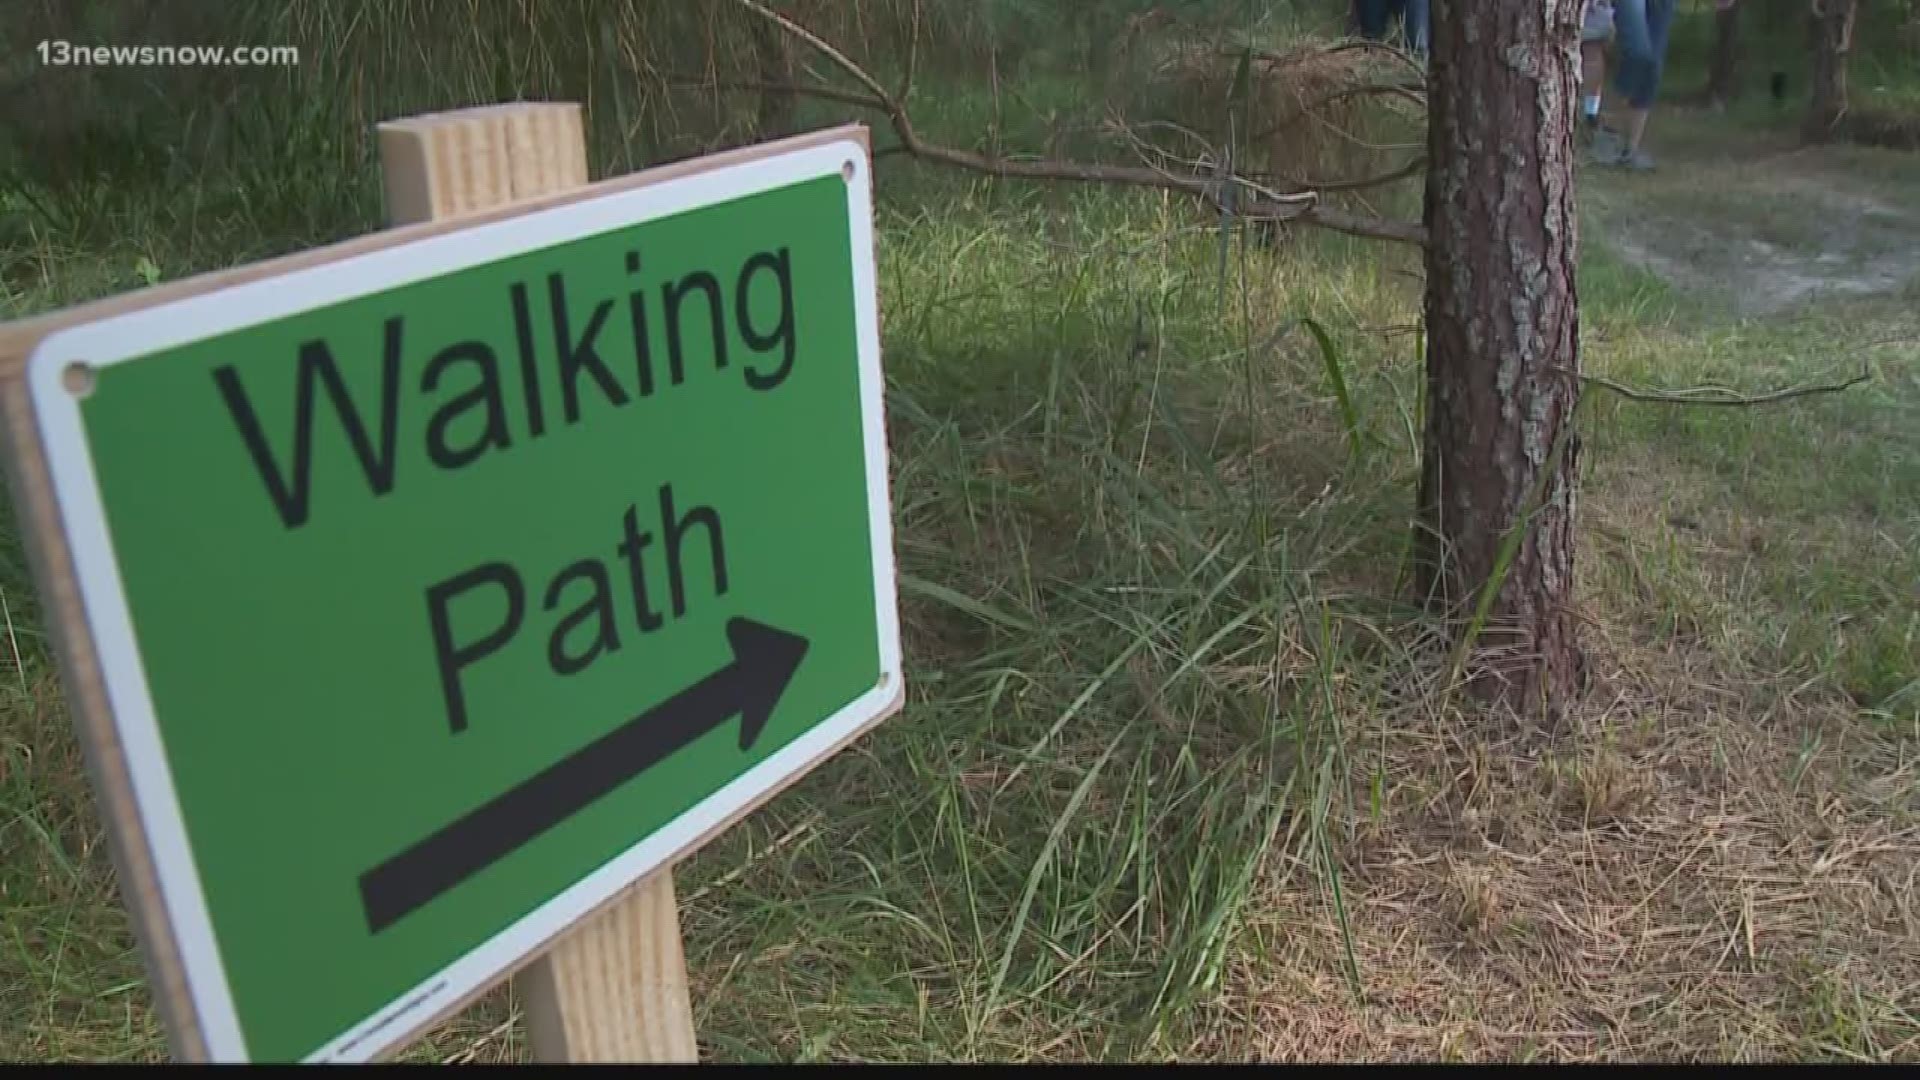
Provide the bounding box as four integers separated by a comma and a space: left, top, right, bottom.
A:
1611, 0, 1674, 165
1581, 40, 1607, 118
1577, 3, 1617, 143
1579, 37, 1611, 145
1622, 106, 1651, 161
1628, 0, 1675, 158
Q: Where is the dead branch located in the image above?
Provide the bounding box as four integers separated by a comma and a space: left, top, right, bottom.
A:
1253, 155, 1428, 194
1102, 120, 1237, 191
1108, 117, 1423, 199
1304, 204, 1426, 244
1247, 81, 1426, 146
1224, 40, 1428, 80
728, 0, 1428, 247
1111, 118, 1218, 159
1577, 369, 1871, 406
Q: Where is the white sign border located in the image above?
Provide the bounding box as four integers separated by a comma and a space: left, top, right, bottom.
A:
24, 137, 902, 1063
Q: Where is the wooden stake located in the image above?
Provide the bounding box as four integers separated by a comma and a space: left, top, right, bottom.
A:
374, 101, 698, 1065
519, 871, 699, 1062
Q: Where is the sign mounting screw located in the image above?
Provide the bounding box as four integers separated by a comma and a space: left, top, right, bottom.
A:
61, 362, 96, 399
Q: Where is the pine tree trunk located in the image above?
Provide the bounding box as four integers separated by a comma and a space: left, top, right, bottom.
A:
1707, 3, 1744, 108
1417, 0, 1585, 724
1804, 0, 1858, 143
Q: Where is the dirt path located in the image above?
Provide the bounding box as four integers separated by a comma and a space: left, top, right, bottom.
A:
1580, 126, 1920, 315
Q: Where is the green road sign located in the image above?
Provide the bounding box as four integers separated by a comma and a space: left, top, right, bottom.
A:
20, 134, 901, 1062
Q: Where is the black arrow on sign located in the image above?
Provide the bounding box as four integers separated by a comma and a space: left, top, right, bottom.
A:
358, 616, 809, 934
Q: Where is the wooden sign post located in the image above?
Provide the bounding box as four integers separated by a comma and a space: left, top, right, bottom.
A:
0, 102, 902, 1062
376, 102, 697, 1064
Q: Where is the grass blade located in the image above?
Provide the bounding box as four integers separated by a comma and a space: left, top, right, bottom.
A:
981, 725, 1127, 1029
1303, 316, 1363, 458
900, 572, 1036, 633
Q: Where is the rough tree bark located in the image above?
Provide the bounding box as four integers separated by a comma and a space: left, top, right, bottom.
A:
1804, 0, 1859, 143
1706, 1, 1744, 108
1417, 0, 1585, 723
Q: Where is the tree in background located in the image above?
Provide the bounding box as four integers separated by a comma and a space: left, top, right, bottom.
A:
1706, 0, 1745, 107
1804, 0, 1860, 142
1417, 0, 1586, 722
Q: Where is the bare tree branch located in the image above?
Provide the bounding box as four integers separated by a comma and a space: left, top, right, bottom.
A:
666, 77, 882, 112
727, 0, 1428, 247
1577, 369, 1872, 406
1106, 116, 1422, 198
1226, 40, 1428, 80
1118, 117, 1216, 150
1248, 81, 1426, 146
736, 0, 894, 108
1293, 204, 1428, 244
1253, 155, 1427, 194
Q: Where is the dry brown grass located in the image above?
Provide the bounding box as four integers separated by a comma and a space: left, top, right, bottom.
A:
1842, 109, 1920, 152
1176, 613, 1920, 1062
1133, 36, 1419, 203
